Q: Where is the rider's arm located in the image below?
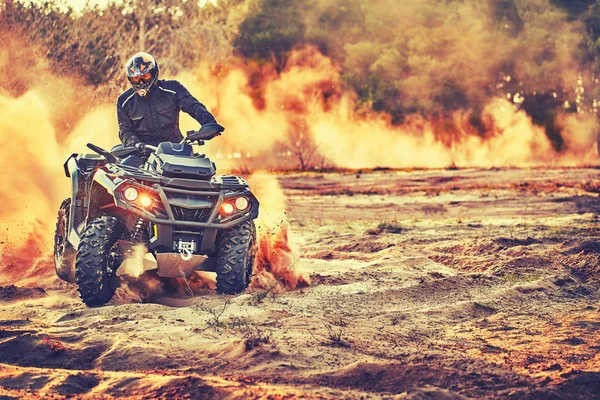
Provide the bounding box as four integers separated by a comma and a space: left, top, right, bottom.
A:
117, 101, 141, 147
174, 82, 217, 126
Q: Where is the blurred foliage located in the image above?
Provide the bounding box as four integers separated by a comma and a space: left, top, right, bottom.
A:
235, 0, 600, 133
234, 0, 308, 70
3, 0, 600, 146
551, 0, 596, 17
1, 0, 247, 87
582, 1, 600, 70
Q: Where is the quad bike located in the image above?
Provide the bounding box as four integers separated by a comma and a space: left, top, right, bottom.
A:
53, 124, 259, 306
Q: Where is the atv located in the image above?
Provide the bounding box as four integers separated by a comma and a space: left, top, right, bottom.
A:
53, 124, 259, 306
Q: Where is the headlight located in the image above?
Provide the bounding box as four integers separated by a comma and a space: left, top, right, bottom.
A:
124, 187, 139, 201
139, 195, 153, 208
235, 197, 249, 211
221, 202, 235, 214
119, 183, 165, 217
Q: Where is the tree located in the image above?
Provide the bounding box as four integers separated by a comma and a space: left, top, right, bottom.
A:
551, 0, 595, 18
277, 118, 321, 170
234, 0, 308, 70
0, 0, 245, 87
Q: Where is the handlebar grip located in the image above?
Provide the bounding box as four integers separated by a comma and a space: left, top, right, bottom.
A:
87, 143, 105, 154
87, 143, 117, 163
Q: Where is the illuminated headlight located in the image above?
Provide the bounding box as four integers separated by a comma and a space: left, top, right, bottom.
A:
124, 187, 139, 201
235, 197, 249, 211
221, 202, 235, 214
139, 195, 152, 208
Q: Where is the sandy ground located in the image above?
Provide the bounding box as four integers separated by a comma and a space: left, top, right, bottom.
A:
1, 167, 600, 399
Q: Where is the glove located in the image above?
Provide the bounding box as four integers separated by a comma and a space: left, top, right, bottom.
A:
198, 123, 225, 140
135, 142, 151, 156
124, 135, 142, 148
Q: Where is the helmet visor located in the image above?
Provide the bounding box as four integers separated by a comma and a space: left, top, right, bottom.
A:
130, 72, 152, 84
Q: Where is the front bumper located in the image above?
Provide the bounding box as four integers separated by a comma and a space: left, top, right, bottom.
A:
150, 223, 219, 254
113, 183, 258, 255
114, 182, 259, 229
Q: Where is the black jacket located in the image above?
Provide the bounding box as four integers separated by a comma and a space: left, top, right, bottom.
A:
117, 79, 216, 147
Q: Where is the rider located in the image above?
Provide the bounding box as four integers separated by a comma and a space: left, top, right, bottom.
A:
117, 52, 220, 154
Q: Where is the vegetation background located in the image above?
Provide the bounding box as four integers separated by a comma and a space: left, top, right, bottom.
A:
3, 0, 600, 168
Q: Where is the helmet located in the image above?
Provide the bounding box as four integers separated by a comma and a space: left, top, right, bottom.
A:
125, 52, 159, 97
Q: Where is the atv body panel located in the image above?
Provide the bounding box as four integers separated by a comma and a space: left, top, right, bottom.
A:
151, 142, 216, 179
59, 140, 258, 283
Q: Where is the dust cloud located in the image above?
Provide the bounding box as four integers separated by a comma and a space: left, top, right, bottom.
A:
0, 35, 117, 285
2, 0, 600, 288
180, 50, 598, 169
247, 172, 310, 290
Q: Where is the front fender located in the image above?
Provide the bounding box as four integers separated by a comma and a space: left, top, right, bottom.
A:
92, 169, 118, 195
64, 154, 78, 178
85, 169, 120, 225
66, 155, 82, 248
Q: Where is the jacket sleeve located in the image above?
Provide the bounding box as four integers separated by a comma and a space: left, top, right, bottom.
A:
175, 82, 217, 125
117, 101, 140, 147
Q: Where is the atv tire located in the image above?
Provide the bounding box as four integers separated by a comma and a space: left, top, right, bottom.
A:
215, 220, 256, 294
75, 216, 124, 306
54, 198, 77, 283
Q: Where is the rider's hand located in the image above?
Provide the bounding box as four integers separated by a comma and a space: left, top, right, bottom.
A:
199, 123, 224, 140
135, 142, 149, 155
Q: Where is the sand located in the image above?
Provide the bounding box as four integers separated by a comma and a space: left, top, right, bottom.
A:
1, 167, 599, 399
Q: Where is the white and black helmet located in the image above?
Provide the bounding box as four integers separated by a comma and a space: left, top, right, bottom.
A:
125, 52, 159, 97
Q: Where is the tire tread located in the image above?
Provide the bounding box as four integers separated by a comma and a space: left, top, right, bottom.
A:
215, 220, 256, 294
54, 198, 77, 282
75, 216, 122, 306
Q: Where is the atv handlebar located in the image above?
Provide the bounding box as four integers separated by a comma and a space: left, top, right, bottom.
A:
111, 146, 138, 158
143, 144, 159, 151
88, 124, 224, 162
87, 143, 117, 163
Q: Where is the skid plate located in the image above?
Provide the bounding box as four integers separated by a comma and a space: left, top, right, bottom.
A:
155, 253, 216, 277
